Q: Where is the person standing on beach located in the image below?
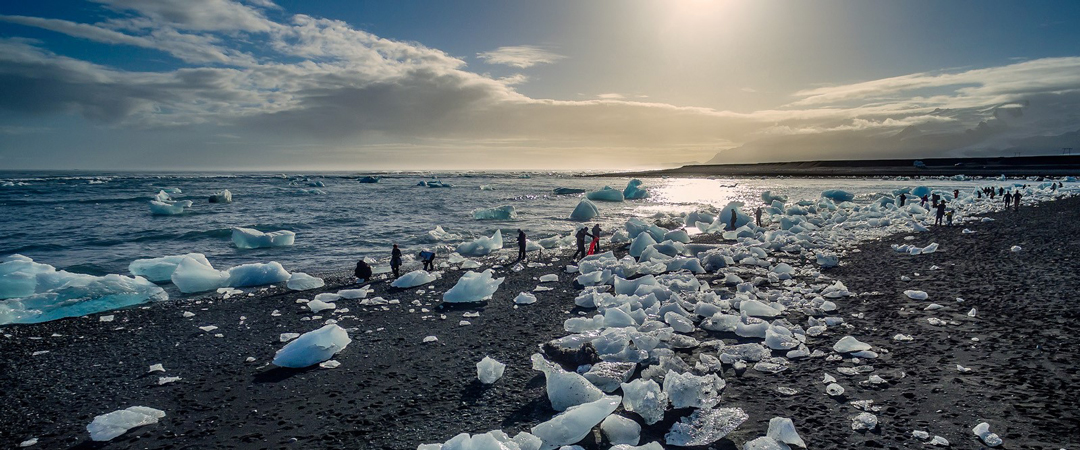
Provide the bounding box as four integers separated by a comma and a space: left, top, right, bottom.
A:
1004, 191, 1012, 208
935, 201, 947, 225
1014, 192, 1022, 209
589, 224, 602, 254
516, 229, 527, 262
977, 190, 982, 199
729, 209, 737, 231
390, 244, 402, 278
931, 193, 940, 208
999, 187, 1004, 196
920, 195, 928, 207
989, 189, 995, 200
953, 189, 959, 199
899, 193, 907, 207
755, 207, 763, 226
572, 226, 591, 260
946, 210, 954, 226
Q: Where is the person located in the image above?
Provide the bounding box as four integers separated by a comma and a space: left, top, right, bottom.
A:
1014, 191, 1022, 209
589, 224, 602, 255
953, 189, 959, 199
931, 193, 940, 208
920, 195, 928, 207
976, 189, 982, 199
1004, 191, 1012, 208
946, 210, 954, 226
572, 226, 591, 260
999, 187, 1004, 196
729, 209, 737, 231
419, 250, 435, 270
516, 229, 527, 261
1051, 183, 1057, 192
898, 193, 906, 207
989, 189, 995, 200
755, 207, 763, 227
390, 244, 402, 278
354, 259, 372, 283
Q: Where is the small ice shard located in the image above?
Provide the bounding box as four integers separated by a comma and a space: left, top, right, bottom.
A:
912, 430, 930, 440
198, 325, 218, 332
850, 413, 878, 431
182, 311, 195, 318
98, 315, 115, 322
148, 364, 165, 373
86, 406, 165, 441
601, 414, 641, 446
826, 383, 845, 397
286, 272, 324, 291
833, 336, 872, 353
743, 436, 787, 450
822, 374, 837, 384
531, 395, 620, 450
514, 292, 538, 305
423, 336, 438, 343
1010, 245, 1022, 252
319, 360, 340, 369
776, 386, 799, 396
766, 417, 806, 448
307, 299, 336, 313
620, 378, 668, 425
532, 353, 604, 411
279, 332, 300, 342
272, 324, 351, 368
662, 370, 725, 409
904, 290, 928, 300
539, 274, 559, 283
868, 375, 887, 384
929, 436, 949, 446
972, 422, 1002, 447
443, 269, 505, 303
665, 407, 748, 447
893, 334, 913, 341
610, 443, 662, 450
18, 438, 37, 447
157, 376, 181, 385
231, 227, 295, 249
967, 307, 977, 317
956, 365, 973, 373
476, 356, 506, 384
962, 228, 976, 234
391, 270, 437, 288
924, 303, 944, 311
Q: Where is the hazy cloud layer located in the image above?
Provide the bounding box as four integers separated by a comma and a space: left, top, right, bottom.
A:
0, 0, 1078, 169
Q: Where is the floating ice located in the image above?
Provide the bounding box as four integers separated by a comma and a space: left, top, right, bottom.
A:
850, 412, 878, 431
532, 353, 604, 411
272, 324, 351, 368
663, 370, 725, 409
170, 256, 229, 293
620, 379, 668, 425
228, 262, 291, 288
665, 407, 748, 447
422, 226, 462, 243
602, 415, 641, 446
286, 272, 324, 291
209, 189, 232, 203
391, 270, 437, 288
477, 356, 506, 384
904, 290, 928, 300
129, 253, 211, 282
569, 200, 599, 221
586, 186, 625, 202
623, 179, 648, 200
473, 205, 518, 220
231, 228, 296, 249
457, 230, 504, 256
531, 395, 620, 450
514, 292, 538, 304
86, 406, 165, 441
821, 189, 855, 202
972, 422, 1002, 447
553, 187, 586, 195
443, 270, 505, 303
149, 200, 192, 215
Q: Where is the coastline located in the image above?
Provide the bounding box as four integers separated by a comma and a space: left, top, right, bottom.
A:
1, 196, 1078, 449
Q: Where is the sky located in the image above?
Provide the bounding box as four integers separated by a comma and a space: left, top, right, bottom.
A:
1, 0, 1079, 171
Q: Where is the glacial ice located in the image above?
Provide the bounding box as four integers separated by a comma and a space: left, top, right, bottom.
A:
620, 378, 668, 425
87, 406, 165, 441
473, 205, 518, 220
457, 230, 504, 256
477, 356, 506, 384
419, 430, 534, 450
1010, 245, 1022, 252
762, 191, 787, 205
169, 257, 229, 294
227, 262, 290, 287
741, 300, 782, 318
601, 414, 641, 446
569, 200, 599, 221
826, 383, 845, 396
742, 436, 787, 450
272, 324, 351, 368
553, 187, 586, 195
531, 353, 604, 411
443, 269, 505, 303
821, 189, 855, 202
286, 272, 324, 291
903, 290, 928, 300
851, 412, 878, 431
422, 226, 462, 243
587, 186, 625, 202
662, 370, 725, 409
973, 422, 1002, 447
391, 270, 437, 288
530, 395, 620, 450
766, 417, 806, 448
623, 179, 648, 200
583, 361, 636, 393
665, 407, 748, 447
149, 200, 193, 215
833, 336, 872, 353
629, 233, 657, 258
209, 189, 232, 203
129, 253, 211, 282
231, 228, 296, 249
514, 292, 538, 304
307, 299, 336, 313
610, 443, 663, 450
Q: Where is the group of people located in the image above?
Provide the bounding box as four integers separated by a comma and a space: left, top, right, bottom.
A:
572, 224, 603, 260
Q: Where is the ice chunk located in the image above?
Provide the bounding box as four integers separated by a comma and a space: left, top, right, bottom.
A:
477, 356, 506, 384
766, 417, 805, 448
539, 274, 559, 283
422, 226, 462, 243
903, 290, 928, 300
826, 383, 845, 396
743, 436, 787, 450
741, 300, 781, 318
419, 431, 530, 450
157, 376, 181, 385
569, 199, 599, 221
929, 436, 949, 446
663, 370, 725, 409
391, 270, 437, 288
473, 205, 518, 220
628, 233, 657, 258
850, 412, 878, 431
514, 292, 538, 304
586, 186, 625, 202
623, 179, 648, 200
456, 230, 504, 256
209, 189, 232, 203
231, 228, 296, 249
833, 336, 872, 353
532, 353, 604, 411
972, 422, 1002, 447
286, 272, 324, 291
307, 299, 336, 313
338, 287, 372, 299
423, 336, 438, 343
170, 256, 228, 293
620, 379, 668, 425
531, 395, 620, 450
86, 406, 165, 441
583, 361, 636, 393
1010, 245, 1022, 252
148, 363, 165, 373
228, 262, 291, 288
272, 324, 351, 368
443, 269, 505, 303
553, 187, 586, 195
611, 444, 662, 450
602, 414, 641, 446
149, 200, 192, 215
665, 407, 748, 447
129, 253, 211, 282
279, 332, 300, 342
821, 189, 855, 202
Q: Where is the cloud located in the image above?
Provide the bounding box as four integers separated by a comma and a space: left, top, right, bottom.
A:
476, 45, 565, 68
93, 0, 275, 32
596, 93, 624, 99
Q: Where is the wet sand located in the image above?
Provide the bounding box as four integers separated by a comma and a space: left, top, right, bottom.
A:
2, 198, 1078, 449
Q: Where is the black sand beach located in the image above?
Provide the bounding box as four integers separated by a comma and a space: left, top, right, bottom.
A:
2, 197, 1079, 449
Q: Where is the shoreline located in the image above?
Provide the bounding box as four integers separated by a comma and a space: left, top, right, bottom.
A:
2, 194, 1078, 449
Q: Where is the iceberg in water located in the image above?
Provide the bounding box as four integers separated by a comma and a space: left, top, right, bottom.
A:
273, 324, 351, 368
421, 226, 462, 243
209, 189, 232, 203
456, 229, 504, 256
231, 228, 296, 249
623, 179, 648, 200
587, 186, 625, 202
443, 269, 505, 303
87, 406, 165, 441
821, 189, 855, 202
569, 199, 599, 221
149, 199, 193, 215
553, 187, 586, 195
129, 253, 211, 282
391, 270, 437, 288
473, 205, 518, 220
0, 255, 168, 325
